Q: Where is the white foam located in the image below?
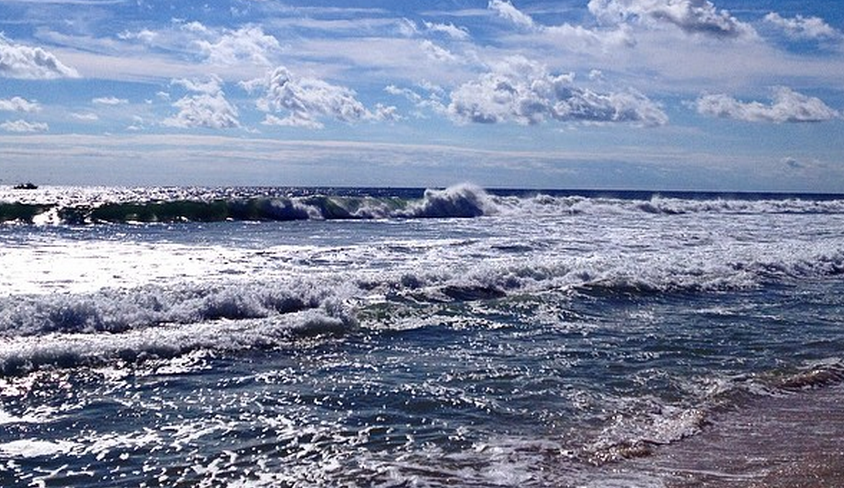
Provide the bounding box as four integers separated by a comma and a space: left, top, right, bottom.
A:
0, 303, 354, 374
3, 186, 844, 376
0, 237, 266, 296
0, 406, 57, 426
2, 211, 840, 344
399, 183, 497, 218
0, 439, 79, 458
512, 194, 844, 217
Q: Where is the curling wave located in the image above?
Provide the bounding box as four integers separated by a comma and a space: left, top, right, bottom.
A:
4, 184, 844, 225
0, 183, 497, 225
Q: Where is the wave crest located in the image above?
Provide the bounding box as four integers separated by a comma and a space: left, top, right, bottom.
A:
0, 281, 341, 338
4, 186, 844, 225
0, 184, 499, 224
400, 184, 495, 219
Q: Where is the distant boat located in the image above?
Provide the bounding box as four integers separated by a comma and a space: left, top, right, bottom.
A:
13, 182, 38, 190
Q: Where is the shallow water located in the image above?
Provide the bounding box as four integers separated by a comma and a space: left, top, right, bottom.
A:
1, 185, 843, 486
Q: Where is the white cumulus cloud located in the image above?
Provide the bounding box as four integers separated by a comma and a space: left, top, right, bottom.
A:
588, 0, 754, 39
180, 21, 210, 34
373, 103, 401, 122
764, 12, 840, 40
194, 25, 280, 66
0, 34, 79, 79
0, 96, 41, 113
245, 66, 397, 129
488, 0, 536, 30
447, 56, 668, 126
163, 76, 240, 129
485, 1, 635, 52
1, 119, 49, 133
695, 87, 840, 123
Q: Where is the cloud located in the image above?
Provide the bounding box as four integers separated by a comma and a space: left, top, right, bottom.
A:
163, 76, 240, 129
170, 77, 223, 94
180, 21, 210, 34
372, 103, 401, 122
385, 83, 449, 118
1, 119, 49, 133
71, 112, 99, 121
488, 0, 536, 30
385, 84, 423, 104
423, 21, 471, 41
245, 66, 397, 129
127, 115, 148, 131
118, 29, 158, 44
194, 25, 281, 66
447, 56, 668, 126
0, 34, 79, 79
92, 96, 128, 105
782, 156, 802, 169
588, 0, 754, 39
539, 22, 636, 50
695, 87, 840, 123
484, 1, 636, 53
420, 40, 460, 63
0, 96, 41, 113
764, 12, 840, 40
397, 18, 420, 37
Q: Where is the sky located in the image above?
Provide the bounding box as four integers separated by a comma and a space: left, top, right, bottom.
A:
1, 0, 844, 191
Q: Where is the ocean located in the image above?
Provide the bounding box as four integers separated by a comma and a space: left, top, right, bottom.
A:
1, 184, 843, 487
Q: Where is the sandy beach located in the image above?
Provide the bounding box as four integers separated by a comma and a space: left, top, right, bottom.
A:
635, 383, 844, 487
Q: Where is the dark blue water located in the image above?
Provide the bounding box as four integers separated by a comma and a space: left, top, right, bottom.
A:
1, 185, 843, 486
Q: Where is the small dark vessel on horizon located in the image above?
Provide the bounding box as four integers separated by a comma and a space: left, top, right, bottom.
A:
12, 182, 38, 190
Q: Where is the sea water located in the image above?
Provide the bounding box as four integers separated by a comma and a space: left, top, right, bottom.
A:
1, 184, 843, 487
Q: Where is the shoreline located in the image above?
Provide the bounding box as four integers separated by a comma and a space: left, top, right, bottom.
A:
623, 383, 844, 486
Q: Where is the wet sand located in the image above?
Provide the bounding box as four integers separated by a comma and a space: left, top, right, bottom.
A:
634, 383, 844, 487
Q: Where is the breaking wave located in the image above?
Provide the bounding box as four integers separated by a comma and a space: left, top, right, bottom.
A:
0, 280, 356, 375
0, 309, 352, 376
2, 242, 841, 336
0, 281, 347, 337
517, 194, 844, 216
0, 183, 496, 225
2, 183, 843, 376
3, 184, 844, 225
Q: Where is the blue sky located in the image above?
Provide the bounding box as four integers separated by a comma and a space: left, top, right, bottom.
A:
1, 0, 843, 191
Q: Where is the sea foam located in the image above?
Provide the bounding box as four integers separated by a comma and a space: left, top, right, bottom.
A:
0, 306, 354, 375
